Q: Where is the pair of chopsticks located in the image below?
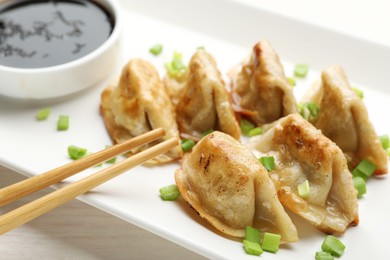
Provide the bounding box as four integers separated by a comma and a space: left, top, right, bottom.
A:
0, 128, 178, 235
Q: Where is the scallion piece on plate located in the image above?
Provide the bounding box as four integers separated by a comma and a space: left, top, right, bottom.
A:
106, 157, 117, 164
294, 64, 309, 78
68, 145, 87, 160
36, 108, 51, 121
248, 127, 263, 137
164, 62, 180, 78
261, 232, 281, 253
197, 46, 205, 50
159, 184, 180, 201
297, 180, 310, 199
287, 77, 296, 86
321, 235, 345, 257
299, 102, 320, 121
306, 102, 320, 118
243, 240, 263, 256
57, 115, 69, 131
259, 156, 275, 171
240, 119, 255, 136
164, 51, 186, 78
149, 44, 163, 56
181, 139, 195, 152
352, 87, 364, 99
379, 134, 389, 150
172, 58, 186, 71
245, 226, 261, 243
315, 251, 334, 260
353, 176, 366, 198
352, 159, 377, 180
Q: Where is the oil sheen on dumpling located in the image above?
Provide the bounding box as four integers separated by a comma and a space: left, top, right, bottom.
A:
303, 65, 387, 175
246, 113, 359, 234
173, 50, 241, 140
175, 131, 298, 242
230, 40, 297, 125
100, 58, 182, 165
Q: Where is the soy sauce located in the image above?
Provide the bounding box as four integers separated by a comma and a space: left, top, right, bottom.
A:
0, 0, 114, 68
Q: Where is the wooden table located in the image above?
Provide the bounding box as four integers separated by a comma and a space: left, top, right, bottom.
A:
0, 165, 204, 260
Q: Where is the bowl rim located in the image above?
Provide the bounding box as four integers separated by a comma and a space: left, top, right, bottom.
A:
0, 0, 123, 74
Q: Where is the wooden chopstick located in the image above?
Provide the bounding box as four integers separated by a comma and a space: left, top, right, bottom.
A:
0, 136, 179, 235
0, 128, 166, 207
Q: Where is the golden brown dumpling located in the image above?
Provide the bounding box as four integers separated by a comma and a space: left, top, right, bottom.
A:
246, 114, 359, 234
303, 65, 387, 175
100, 58, 182, 165
175, 131, 298, 242
230, 40, 297, 125
172, 50, 241, 140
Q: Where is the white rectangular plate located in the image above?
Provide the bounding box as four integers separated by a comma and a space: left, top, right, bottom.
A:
1, 0, 389, 259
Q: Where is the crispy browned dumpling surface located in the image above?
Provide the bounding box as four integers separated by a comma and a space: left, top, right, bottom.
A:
230, 40, 297, 125
175, 131, 298, 242
100, 58, 182, 165
247, 113, 359, 234
170, 50, 241, 140
303, 65, 387, 175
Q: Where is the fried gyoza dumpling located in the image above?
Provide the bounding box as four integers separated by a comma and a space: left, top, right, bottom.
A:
230, 40, 297, 125
246, 113, 359, 234
175, 131, 298, 242
303, 65, 387, 175
100, 58, 182, 165
173, 50, 241, 140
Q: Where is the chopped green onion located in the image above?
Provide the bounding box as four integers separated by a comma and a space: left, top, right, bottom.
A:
243, 240, 263, 256
68, 145, 87, 160
353, 176, 366, 198
259, 156, 275, 171
164, 62, 180, 78
173, 51, 182, 60
315, 251, 334, 260
245, 226, 261, 243
159, 184, 180, 201
352, 159, 377, 180
36, 108, 51, 121
197, 46, 205, 50
240, 119, 255, 136
181, 139, 195, 152
106, 157, 117, 164
294, 64, 309, 78
307, 102, 320, 117
172, 58, 186, 70
57, 115, 69, 131
248, 127, 263, 137
261, 232, 281, 253
380, 134, 389, 150
165, 51, 186, 78
287, 77, 296, 87
352, 87, 364, 99
321, 235, 345, 257
149, 44, 163, 56
299, 102, 320, 121
201, 129, 214, 138
297, 180, 310, 199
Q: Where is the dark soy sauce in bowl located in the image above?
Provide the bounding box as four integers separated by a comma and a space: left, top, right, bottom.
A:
0, 0, 114, 69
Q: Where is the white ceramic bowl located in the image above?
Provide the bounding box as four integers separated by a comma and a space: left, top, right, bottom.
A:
0, 0, 122, 99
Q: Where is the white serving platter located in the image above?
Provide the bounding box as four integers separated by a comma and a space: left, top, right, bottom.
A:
0, 0, 389, 259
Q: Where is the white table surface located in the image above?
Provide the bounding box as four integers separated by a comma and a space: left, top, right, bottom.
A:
1, 0, 389, 259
